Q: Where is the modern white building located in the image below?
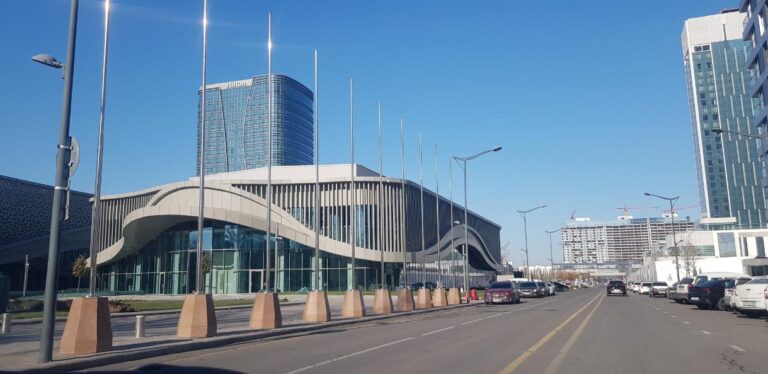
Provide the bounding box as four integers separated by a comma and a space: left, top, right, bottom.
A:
633, 228, 768, 283
91, 164, 502, 294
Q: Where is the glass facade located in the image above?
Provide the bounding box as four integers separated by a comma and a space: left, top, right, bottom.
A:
685, 36, 766, 228
197, 75, 314, 175
95, 220, 489, 295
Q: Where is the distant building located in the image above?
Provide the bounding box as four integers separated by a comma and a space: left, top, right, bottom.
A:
197, 75, 314, 175
561, 217, 695, 264
682, 9, 766, 228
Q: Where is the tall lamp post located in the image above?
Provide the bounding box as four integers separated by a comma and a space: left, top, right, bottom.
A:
644, 192, 680, 282
546, 228, 561, 281
517, 205, 546, 281
34, 0, 79, 363
453, 146, 502, 301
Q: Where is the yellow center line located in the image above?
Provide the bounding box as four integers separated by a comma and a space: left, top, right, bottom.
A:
543, 291, 606, 374
497, 291, 605, 374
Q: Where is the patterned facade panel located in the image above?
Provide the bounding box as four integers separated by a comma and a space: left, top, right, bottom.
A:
0, 176, 92, 246
94, 191, 157, 252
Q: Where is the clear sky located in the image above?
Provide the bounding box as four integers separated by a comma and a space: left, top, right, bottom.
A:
0, 0, 735, 266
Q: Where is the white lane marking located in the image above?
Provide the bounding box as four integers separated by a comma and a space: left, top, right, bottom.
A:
671, 315, 677, 318
701, 330, 711, 335
285, 337, 415, 374
663, 311, 668, 314
462, 318, 483, 326
485, 313, 503, 319
683, 321, 691, 325
730, 345, 746, 352
421, 325, 456, 336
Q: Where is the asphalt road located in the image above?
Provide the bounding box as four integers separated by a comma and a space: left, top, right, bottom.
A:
86, 288, 768, 374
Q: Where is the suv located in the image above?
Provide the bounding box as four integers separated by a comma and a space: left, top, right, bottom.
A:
606, 280, 626, 296
648, 282, 669, 298
673, 277, 694, 303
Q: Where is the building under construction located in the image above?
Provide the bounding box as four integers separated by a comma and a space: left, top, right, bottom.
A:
561, 217, 695, 264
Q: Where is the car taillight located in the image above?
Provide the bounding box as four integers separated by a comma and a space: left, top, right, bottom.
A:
764, 287, 768, 300
687, 284, 692, 290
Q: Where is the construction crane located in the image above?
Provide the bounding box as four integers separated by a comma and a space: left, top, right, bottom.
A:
615, 203, 658, 220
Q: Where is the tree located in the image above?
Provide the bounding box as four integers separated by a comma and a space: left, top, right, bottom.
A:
201, 252, 213, 293
72, 255, 87, 295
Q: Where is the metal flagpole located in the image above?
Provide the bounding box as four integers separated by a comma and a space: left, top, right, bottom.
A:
419, 134, 425, 285
349, 78, 357, 291
88, 0, 111, 297
265, 12, 273, 292
399, 118, 407, 288
378, 101, 385, 289
435, 145, 441, 287
196, 0, 208, 294
313, 49, 320, 291
449, 160, 455, 288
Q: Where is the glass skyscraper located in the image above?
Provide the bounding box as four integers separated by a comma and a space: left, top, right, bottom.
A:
197, 74, 314, 175
682, 10, 766, 228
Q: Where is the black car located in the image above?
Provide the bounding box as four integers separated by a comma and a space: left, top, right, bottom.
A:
518, 281, 542, 298
688, 279, 732, 309
606, 280, 626, 296
410, 282, 438, 290
553, 282, 569, 292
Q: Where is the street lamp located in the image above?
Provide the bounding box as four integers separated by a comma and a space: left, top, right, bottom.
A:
517, 205, 546, 281
644, 192, 680, 282
519, 248, 528, 280
35, 0, 78, 364
545, 228, 561, 279
453, 146, 502, 301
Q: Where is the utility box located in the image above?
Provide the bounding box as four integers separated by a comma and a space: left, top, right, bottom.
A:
0, 272, 9, 313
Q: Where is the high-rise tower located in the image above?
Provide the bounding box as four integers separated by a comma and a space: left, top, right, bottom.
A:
197, 74, 313, 175
682, 9, 766, 228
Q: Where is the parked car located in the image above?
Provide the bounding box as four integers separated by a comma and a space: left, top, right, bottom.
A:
518, 281, 542, 298
723, 277, 752, 311
606, 280, 626, 296
733, 276, 768, 318
638, 282, 652, 295
632, 283, 641, 293
546, 283, 556, 296
535, 281, 548, 297
688, 279, 729, 309
692, 272, 750, 287
648, 282, 669, 298
410, 282, 438, 290
666, 282, 679, 300
553, 281, 569, 292
672, 277, 695, 303
484, 281, 521, 305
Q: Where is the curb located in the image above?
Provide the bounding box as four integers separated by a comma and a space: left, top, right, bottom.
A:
25, 302, 480, 372
10, 301, 306, 325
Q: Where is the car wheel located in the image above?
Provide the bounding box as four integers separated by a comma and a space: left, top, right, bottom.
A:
717, 298, 726, 311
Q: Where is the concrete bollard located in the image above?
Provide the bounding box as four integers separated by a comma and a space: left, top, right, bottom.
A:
1, 313, 10, 334
135, 315, 145, 338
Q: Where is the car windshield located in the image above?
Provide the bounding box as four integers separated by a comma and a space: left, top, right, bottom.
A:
698, 280, 723, 287
746, 278, 768, 284
653, 282, 667, 286
608, 281, 624, 286
680, 278, 694, 284
520, 282, 536, 288
641, 283, 651, 286
489, 282, 512, 289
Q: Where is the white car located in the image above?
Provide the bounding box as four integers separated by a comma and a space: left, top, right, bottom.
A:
648, 282, 669, 297
639, 282, 652, 295
734, 277, 768, 318
632, 283, 641, 293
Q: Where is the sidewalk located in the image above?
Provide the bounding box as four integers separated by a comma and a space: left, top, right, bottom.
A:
0, 295, 479, 372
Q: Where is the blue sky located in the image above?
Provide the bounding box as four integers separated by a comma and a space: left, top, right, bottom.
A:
0, 0, 734, 266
